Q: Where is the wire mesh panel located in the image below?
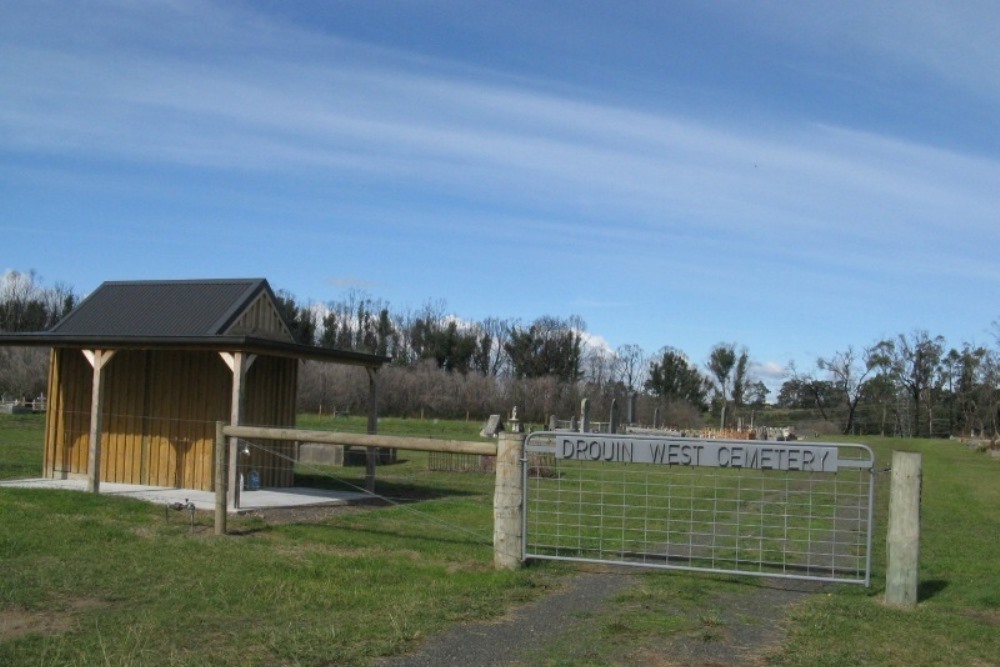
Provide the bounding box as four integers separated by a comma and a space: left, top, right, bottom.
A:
523, 432, 875, 585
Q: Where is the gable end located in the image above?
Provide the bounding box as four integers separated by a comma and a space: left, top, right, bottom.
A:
222, 291, 295, 342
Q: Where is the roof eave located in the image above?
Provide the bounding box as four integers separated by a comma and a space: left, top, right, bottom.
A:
0, 333, 390, 368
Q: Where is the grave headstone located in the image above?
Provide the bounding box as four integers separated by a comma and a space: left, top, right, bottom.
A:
481, 414, 504, 438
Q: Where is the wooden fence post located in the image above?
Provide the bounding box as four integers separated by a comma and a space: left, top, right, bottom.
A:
493, 425, 525, 570
885, 451, 922, 608
214, 421, 227, 536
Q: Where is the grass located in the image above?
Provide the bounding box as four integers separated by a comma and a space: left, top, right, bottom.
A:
0, 412, 45, 480
767, 435, 1000, 667
2, 415, 998, 666
0, 413, 556, 667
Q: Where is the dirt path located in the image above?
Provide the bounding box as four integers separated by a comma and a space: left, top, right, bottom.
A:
375, 569, 635, 667
375, 568, 825, 667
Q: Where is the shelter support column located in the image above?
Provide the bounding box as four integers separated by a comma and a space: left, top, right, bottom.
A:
214, 421, 227, 535
365, 366, 379, 493
220, 352, 255, 510
83, 349, 115, 493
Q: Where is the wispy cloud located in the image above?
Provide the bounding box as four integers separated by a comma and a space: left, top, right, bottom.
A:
2, 1, 998, 365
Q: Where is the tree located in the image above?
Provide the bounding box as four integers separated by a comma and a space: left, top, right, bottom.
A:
0, 270, 75, 332
318, 290, 395, 355
476, 317, 513, 376
775, 367, 839, 423
504, 316, 584, 383
817, 345, 877, 435
614, 344, 647, 395
707, 343, 748, 428
872, 331, 944, 437
645, 347, 709, 411
273, 290, 316, 346
745, 381, 769, 408
0, 270, 77, 400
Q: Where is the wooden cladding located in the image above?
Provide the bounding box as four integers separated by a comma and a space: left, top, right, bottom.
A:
224, 293, 293, 341
44, 348, 297, 491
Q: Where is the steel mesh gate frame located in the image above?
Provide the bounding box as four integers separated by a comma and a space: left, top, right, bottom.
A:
522, 432, 876, 586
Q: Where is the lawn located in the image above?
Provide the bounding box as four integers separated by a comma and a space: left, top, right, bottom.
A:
768, 435, 1000, 666
1, 414, 997, 666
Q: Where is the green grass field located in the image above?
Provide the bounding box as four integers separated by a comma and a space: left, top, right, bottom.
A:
1, 414, 997, 666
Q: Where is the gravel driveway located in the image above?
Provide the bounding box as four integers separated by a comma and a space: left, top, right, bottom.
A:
375, 566, 824, 667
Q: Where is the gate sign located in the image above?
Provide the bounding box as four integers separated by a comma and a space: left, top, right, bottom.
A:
556, 435, 839, 473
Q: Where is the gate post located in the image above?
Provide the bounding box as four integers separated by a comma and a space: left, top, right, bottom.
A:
493, 419, 525, 570
885, 451, 922, 608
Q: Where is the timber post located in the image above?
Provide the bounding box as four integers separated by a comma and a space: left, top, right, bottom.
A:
214, 421, 227, 535
84, 349, 114, 493
365, 366, 379, 493
493, 409, 525, 570
885, 451, 922, 608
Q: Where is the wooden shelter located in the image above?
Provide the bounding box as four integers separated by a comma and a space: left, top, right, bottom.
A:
0, 278, 388, 498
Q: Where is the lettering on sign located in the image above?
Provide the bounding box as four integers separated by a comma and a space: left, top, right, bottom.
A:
556, 436, 839, 472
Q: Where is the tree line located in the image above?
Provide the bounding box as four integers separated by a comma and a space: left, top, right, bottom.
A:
2, 271, 998, 439
277, 288, 1000, 438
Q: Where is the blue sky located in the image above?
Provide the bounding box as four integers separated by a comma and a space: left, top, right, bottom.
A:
2, 1, 998, 386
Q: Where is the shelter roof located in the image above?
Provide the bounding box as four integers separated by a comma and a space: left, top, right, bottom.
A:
50, 278, 275, 338
0, 278, 389, 368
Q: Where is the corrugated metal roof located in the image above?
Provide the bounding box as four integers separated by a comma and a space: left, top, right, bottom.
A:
50, 278, 270, 337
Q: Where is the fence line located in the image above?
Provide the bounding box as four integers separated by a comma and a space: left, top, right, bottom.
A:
229, 434, 496, 546
215, 422, 523, 569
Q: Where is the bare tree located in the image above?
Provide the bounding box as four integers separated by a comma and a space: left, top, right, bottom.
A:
614, 343, 647, 395
818, 345, 877, 435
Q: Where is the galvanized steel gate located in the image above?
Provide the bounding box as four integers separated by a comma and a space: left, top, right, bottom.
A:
522, 432, 876, 585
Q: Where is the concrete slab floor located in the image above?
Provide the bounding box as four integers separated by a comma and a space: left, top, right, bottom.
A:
0, 478, 370, 512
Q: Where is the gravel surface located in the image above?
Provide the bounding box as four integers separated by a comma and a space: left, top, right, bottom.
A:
375, 569, 637, 667
374, 569, 825, 667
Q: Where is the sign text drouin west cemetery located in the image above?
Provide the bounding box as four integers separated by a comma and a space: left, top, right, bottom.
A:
556, 435, 839, 473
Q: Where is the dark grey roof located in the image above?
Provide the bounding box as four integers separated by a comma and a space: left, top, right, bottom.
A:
0, 278, 389, 368
50, 278, 273, 337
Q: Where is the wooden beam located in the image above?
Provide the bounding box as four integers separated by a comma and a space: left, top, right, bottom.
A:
222, 425, 497, 456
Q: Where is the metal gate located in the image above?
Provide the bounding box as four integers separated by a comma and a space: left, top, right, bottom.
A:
522, 432, 875, 585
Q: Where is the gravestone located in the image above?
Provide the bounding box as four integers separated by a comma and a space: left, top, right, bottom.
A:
481, 414, 504, 438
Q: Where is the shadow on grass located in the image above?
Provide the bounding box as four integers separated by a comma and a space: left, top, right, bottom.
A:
293, 472, 485, 502
919, 579, 949, 602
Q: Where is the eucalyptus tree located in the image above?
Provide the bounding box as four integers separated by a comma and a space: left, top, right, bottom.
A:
0, 270, 76, 399
942, 343, 994, 436
645, 347, 709, 411
707, 343, 749, 428
504, 315, 585, 383
818, 345, 878, 435
871, 331, 945, 437
0, 269, 75, 332
274, 290, 317, 346
776, 376, 839, 416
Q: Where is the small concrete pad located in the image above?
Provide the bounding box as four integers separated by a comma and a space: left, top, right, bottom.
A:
0, 478, 370, 512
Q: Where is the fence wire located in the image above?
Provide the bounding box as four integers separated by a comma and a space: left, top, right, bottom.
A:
524, 434, 875, 585
230, 436, 497, 545
0, 409, 497, 547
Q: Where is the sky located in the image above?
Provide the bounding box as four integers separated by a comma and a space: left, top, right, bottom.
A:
2, 0, 999, 388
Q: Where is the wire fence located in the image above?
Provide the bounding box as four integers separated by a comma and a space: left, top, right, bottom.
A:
0, 410, 499, 547
230, 436, 497, 544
